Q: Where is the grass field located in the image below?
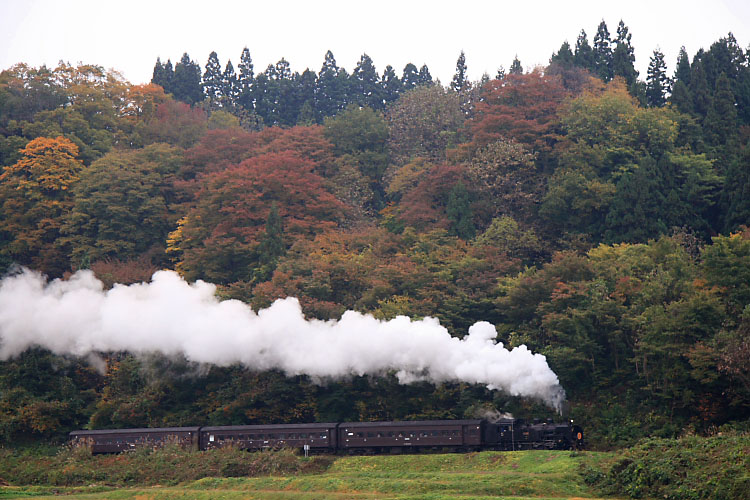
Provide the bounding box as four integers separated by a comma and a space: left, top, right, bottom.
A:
0, 450, 616, 499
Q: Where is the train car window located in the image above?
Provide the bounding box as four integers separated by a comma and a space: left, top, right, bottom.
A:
441, 430, 449, 436
356, 432, 364, 438
409, 432, 416, 437
367, 432, 375, 438
300, 433, 308, 439
397, 431, 405, 437
432, 431, 439, 437
376, 432, 383, 438
387, 432, 395, 437
319, 433, 327, 439
468, 428, 478, 435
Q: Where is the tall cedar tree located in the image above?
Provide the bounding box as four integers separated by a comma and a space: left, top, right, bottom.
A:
705, 72, 738, 146
612, 20, 638, 87
574, 30, 596, 71
670, 47, 693, 113
316, 50, 347, 119
152, 58, 173, 93
352, 54, 382, 110
509, 56, 523, 75
690, 60, 711, 117
381, 65, 401, 104
202, 51, 223, 102
221, 60, 238, 108
172, 53, 203, 105
401, 63, 420, 91
646, 49, 670, 107
593, 20, 614, 82
418, 65, 433, 85
237, 48, 254, 111
550, 42, 575, 68
451, 51, 469, 93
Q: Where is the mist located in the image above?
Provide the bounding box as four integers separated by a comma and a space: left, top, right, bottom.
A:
0, 268, 566, 410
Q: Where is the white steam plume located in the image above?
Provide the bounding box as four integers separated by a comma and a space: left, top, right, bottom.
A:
0, 268, 566, 410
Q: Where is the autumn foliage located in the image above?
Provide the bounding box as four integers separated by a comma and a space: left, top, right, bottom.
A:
1, 40, 749, 448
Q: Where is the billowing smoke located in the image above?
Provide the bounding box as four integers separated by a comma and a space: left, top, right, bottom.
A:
0, 268, 566, 410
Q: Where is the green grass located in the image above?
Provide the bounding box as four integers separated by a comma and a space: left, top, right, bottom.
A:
0, 449, 615, 499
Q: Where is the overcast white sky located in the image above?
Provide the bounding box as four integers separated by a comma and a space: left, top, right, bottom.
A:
1, 0, 749, 85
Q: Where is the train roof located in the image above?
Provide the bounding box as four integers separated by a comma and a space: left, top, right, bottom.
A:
200, 423, 339, 432
339, 419, 483, 428
69, 426, 201, 436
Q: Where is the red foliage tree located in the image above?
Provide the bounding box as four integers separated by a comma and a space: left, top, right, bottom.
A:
176, 151, 347, 283
396, 164, 487, 232
467, 70, 570, 156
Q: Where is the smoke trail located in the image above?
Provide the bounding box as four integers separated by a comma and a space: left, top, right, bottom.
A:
0, 268, 566, 410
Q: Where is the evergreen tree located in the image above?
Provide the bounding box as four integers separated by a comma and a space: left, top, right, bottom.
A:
674, 46, 691, 87
574, 29, 596, 71
254, 202, 285, 282
316, 50, 346, 118
705, 72, 738, 146
612, 20, 638, 87
297, 100, 316, 126
162, 59, 174, 94
418, 64, 433, 86
252, 72, 272, 125
172, 53, 203, 105
509, 55, 523, 75
669, 80, 693, 114
274, 58, 293, 80
690, 59, 711, 117
604, 156, 667, 243
352, 53, 382, 109
221, 60, 238, 108
646, 48, 670, 107
593, 20, 614, 81
722, 143, 750, 232
382, 65, 401, 104
296, 68, 318, 124
550, 41, 574, 67
670, 47, 695, 114
451, 51, 469, 92
276, 62, 301, 127
237, 48, 255, 111
203, 51, 223, 102
151, 58, 173, 92
446, 182, 475, 239
495, 66, 506, 80
402, 63, 420, 91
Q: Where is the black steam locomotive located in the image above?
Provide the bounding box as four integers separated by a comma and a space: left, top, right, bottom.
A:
69, 418, 584, 454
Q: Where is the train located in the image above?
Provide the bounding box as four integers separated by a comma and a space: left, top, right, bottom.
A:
69, 418, 584, 454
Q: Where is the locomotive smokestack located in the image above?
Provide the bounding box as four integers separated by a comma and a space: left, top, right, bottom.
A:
0, 268, 567, 410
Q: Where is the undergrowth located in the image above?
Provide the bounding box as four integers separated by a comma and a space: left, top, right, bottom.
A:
586, 432, 750, 499
0, 442, 334, 487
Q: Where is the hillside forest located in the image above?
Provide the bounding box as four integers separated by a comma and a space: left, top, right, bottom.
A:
0, 20, 749, 448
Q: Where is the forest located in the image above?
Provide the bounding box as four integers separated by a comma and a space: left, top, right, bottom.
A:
0, 19, 749, 449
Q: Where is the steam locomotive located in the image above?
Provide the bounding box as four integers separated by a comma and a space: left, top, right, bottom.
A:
69, 418, 584, 454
